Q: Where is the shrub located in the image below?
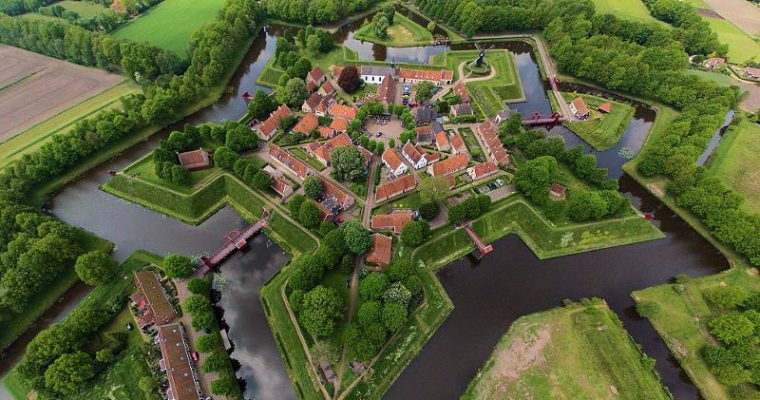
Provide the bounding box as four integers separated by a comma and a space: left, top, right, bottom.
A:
635, 301, 661, 318
319, 220, 337, 236
401, 220, 430, 247
419, 202, 440, 220
704, 286, 750, 309
382, 302, 408, 333
709, 312, 756, 345
202, 352, 228, 373
359, 272, 389, 301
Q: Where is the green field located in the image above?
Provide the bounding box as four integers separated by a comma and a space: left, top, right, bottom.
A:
685, 69, 734, 87
0, 81, 140, 170
706, 118, 760, 214
353, 13, 433, 47
463, 299, 670, 400
592, 0, 660, 23
632, 268, 760, 400
44, 0, 110, 18
563, 92, 636, 151
706, 18, 760, 64
113, 0, 227, 57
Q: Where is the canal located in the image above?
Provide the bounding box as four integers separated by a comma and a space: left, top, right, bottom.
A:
0, 19, 724, 400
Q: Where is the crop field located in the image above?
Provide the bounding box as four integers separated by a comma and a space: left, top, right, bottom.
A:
702, 0, 760, 36
113, 0, 227, 58
0, 80, 141, 169
706, 118, 760, 214
592, 0, 660, 23
462, 300, 670, 400
0, 44, 125, 144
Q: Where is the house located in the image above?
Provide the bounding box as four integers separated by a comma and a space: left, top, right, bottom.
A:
451, 103, 473, 117
330, 65, 344, 78
742, 67, 760, 80
328, 104, 357, 120
453, 81, 471, 103
550, 183, 566, 201
256, 104, 291, 140
402, 141, 428, 169
415, 125, 434, 145
428, 154, 468, 176
131, 270, 176, 330
422, 150, 441, 164
466, 162, 499, 181
318, 81, 336, 96
495, 109, 513, 124
598, 103, 613, 114
435, 131, 450, 152
268, 144, 311, 181
293, 113, 319, 136
569, 97, 590, 119
303, 92, 324, 113
177, 148, 212, 171
366, 234, 392, 266
308, 132, 353, 166
314, 95, 335, 116
375, 174, 417, 202
371, 212, 414, 234
319, 126, 334, 138
316, 176, 355, 217
306, 66, 327, 88
704, 57, 725, 70
398, 68, 454, 85
263, 165, 294, 199
157, 323, 202, 400
329, 118, 349, 133
360, 65, 395, 84
476, 119, 510, 166
414, 105, 437, 126
382, 148, 408, 177
378, 74, 395, 105
450, 133, 467, 155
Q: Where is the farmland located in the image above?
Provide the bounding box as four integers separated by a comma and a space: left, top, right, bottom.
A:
706, 118, 760, 214
0, 45, 125, 142
462, 300, 670, 400
113, 0, 227, 58
592, 0, 660, 23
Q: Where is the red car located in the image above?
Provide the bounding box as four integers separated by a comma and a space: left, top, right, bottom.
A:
191, 352, 199, 362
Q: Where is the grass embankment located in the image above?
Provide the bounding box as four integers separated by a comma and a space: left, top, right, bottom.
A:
592, 0, 661, 23
0, 229, 113, 355
563, 92, 636, 151
432, 50, 523, 117
415, 196, 663, 269
0, 81, 141, 169
463, 299, 671, 400
113, 0, 227, 58
353, 13, 433, 47
4, 250, 163, 400
632, 268, 760, 400
705, 118, 760, 214
256, 45, 358, 89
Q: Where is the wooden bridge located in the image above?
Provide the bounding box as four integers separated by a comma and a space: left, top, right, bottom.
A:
201, 210, 270, 271
522, 111, 565, 126
464, 225, 493, 256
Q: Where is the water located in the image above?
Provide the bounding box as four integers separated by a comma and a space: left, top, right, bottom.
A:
696, 109, 736, 167
0, 23, 727, 400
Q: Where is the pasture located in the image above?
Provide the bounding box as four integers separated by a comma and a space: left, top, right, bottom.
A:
706, 118, 760, 214
0, 44, 124, 144
462, 300, 670, 400
113, 0, 227, 58
702, 0, 760, 36
592, 0, 659, 23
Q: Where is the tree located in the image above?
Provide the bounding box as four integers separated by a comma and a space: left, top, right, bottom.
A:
383, 6, 395, 24
331, 146, 366, 181
427, 21, 436, 32
357, 301, 382, 327
44, 351, 96, 395
299, 285, 343, 337
196, 334, 221, 353
288, 254, 326, 291
401, 220, 430, 247
338, 66, 361, 93
415, 81, 435, 103
163, 254, 196, 278
252, 170, 273, 190
418, 202, 440, 221
319, 220, 336, 236
360, 272, 390, 301
708, 311, 756, 345
202, 352, 228, 373
383, 281, 412, 306
373, 14, 389, 39
382, 302, 407, 333
340, 221, 371, 254
74, 250, 117, 286
279, 78, 308, 107
567, 192, 608, 222
387, 258, 415, 282
138, 376, 157, 397
704, 286, 750, 309
187, 278, 211, 296
635, 301, 661, 318
211, 375, 236, 396
299, 200, 323, 229
419, 176, 452, 204
289, 195, 306, 217
514, 156, 557, 205
225, 123, 258, 152
248, 90, 276, 120
304, 176, 324, 199
213, 146, 239, 170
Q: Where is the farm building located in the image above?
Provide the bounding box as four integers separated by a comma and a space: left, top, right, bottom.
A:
360, 65, 396, 84
319, 81, 336, 96
402, 142, 429, 170
316, 176, 355, 217
378, 74, 396, 105
451, 103, 473, 117
467, 162, 499, 181
293, 113, 319, 136
263, 165, 294, 199
328, 104, 357, 120
450, 133, 467, 155
307, 67, 327, 88
435, 131, 450, 152
255, 104, 291, 140
476, 119, 510, 166
371, 211, 414, 234
415, 126, 434, 145
414, 105, 437, 126
269, 145, 312, 181
398, 68, 454, 85
177, 148, 212, 171
598, 103, 613, 114
453, 81, 471, 103
308, 132, 353, 166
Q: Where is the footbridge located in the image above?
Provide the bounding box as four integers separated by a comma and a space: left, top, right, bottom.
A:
201, 210, 270, 271
464, 225, 493, 256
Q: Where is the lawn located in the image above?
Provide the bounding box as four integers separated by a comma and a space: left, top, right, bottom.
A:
462, 299, 671, 400
353, 13, 433, 47
123, 151, 223, 194
43, 0, 109, 18
705, 118, 760, 214
290, 147, 326, 171
563, 92, 636, 151
458, 128, 485, 162
685, 69, 734, 87
592, 0, 660, 23
632, 267, 760, 400
0, 81, 140, 170
113, 0, 227, 58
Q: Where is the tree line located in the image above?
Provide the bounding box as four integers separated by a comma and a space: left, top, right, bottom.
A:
263, 0, 381, 24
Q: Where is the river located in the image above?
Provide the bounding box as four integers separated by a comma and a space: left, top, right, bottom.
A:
0, 17, 724, 400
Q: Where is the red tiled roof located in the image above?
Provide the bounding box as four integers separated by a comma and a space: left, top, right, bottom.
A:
177, 148, 211, 170
378, 74, 395, 103
450, 133, 466, 153
550, 183, 566, 196
435, 131, 449, 150
398, 68, 454, 81
571, 97, 590, 115
366, 234, 392, 265
321, 81, 335, 93
469, 162, 499, 180
477, 119, 510, 166
304, 92, 324, 110
329, 118, 349, 132
158, 324, 201, 400
431, 154, 468, 176
371, 212, 414, 233
269, 144, 310, 180
260, 104, 291, 138
320, 176, 353, 209
328, 104, 357, 120
402, 141, 423, 164
453, 81, 470, 103
319, 126, 333, 138
293, 113, 319, 135
598, 102, 612, 113
312, 133, 352, 164
330, 65, 344, 78
376, 174, 416, 202
308, 67, 325, 83
306, 80, 316, 93
382, 148, 404, 171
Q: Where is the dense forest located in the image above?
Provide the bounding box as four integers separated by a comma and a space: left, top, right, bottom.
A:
416, 0, 557, 35
263, 0, 381, 24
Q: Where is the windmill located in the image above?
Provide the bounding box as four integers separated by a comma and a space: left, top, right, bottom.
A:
473, 43, 495, 67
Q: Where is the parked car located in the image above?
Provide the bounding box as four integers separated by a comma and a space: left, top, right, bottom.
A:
496, 179, 505, 186
191, 352, 199, 362
376, 131, 383, 137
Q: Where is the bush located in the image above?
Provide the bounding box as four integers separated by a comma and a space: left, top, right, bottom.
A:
211, 374, 236, 396
635, 301, 661, 318
202, 352, 228, 373
319, 220, 337, 236
187, 278, 211, 296
304, 176, 324, 199
709, 312, 756, 345
74, 250, 117, 286
704, 286, 750, 309
299, 200, 323, 229
419, 202, 440, 220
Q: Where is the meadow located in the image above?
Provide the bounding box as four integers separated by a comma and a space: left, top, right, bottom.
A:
563, 92, 636, 151
706, 118, 760, 214
113, 0, 227, 58
353, 13, 433, 47
592, 0, 660, 23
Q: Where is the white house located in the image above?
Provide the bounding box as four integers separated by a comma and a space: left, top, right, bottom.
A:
360, 66, 395, 85
401, 142, 427, 170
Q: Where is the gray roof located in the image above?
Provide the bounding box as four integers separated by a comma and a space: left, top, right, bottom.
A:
497, 109, 513, 119
361, 65, 395, 76
415, 105, 437, 124
453, 103, 473, 115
